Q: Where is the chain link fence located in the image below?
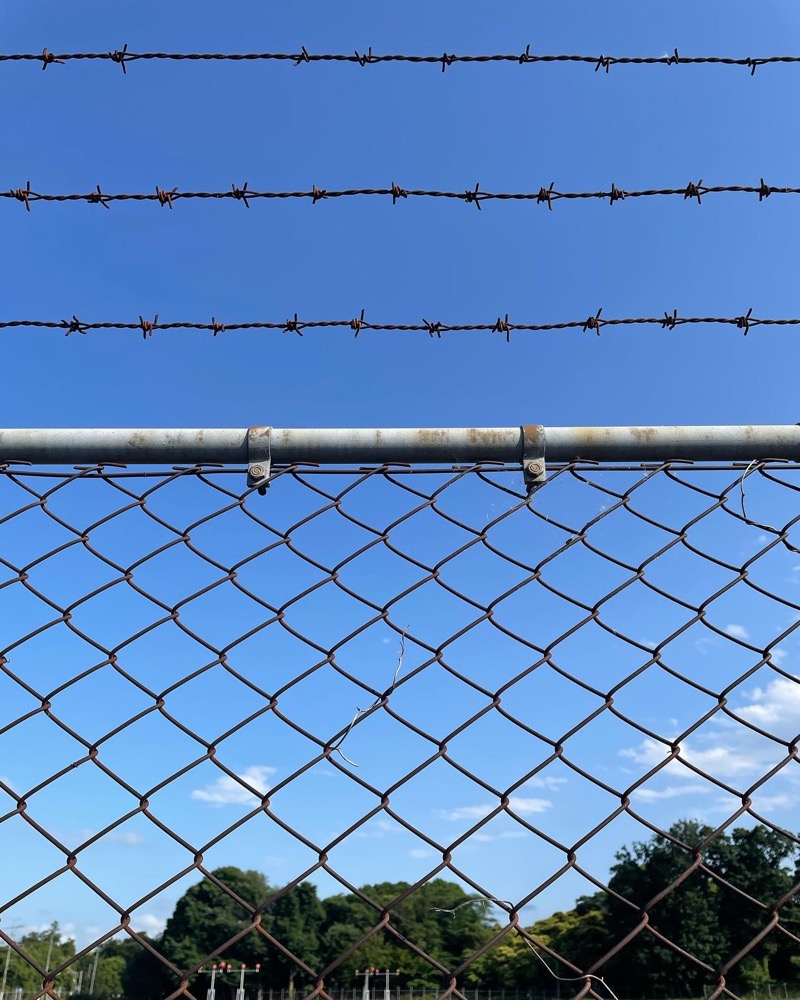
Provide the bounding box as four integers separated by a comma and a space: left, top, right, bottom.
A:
1, 445, 799, 1000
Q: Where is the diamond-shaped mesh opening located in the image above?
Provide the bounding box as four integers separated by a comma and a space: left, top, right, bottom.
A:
4, 462, 800, 1000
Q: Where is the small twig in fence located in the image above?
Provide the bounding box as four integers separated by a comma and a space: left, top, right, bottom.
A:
429, 900, 620, 1000
331, 628, 407, 766
738, 460, 779, 533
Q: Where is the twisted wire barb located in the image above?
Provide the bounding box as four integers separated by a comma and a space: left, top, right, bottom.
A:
0, 311, 793, 338
0, 178, 789, 210
1, 47, 797, 76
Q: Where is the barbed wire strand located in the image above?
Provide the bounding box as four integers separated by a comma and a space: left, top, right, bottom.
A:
0, 310, 790, 340
6, 46, 800, 76
0, 178, 790, 212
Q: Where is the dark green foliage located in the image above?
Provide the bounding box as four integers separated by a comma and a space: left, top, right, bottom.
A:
17, 824, 799, 1000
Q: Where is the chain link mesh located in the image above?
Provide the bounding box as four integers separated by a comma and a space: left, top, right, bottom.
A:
1, 460, 799, 1000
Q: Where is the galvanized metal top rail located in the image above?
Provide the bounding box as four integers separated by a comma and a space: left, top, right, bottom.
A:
1, 426, 800, 466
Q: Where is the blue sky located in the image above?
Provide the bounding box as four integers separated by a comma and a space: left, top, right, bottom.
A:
2, 0, 800, 962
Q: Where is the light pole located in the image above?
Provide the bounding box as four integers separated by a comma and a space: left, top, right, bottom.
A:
355, 968, 377, 1000
206, 963, 220, 1000
236, 963, 261, 1000
381, 970, 400, 1000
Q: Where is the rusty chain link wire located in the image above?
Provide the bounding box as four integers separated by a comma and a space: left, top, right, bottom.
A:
0, 309, 784, 339
6, 46, 800, 75
1, 459, 799, 1000
1, 179, 790, 212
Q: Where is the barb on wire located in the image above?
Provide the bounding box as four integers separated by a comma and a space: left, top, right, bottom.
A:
330, 629, 407, 767
3, 47, 800, 74
0, 178, 796, 210
4, 310, 798, 338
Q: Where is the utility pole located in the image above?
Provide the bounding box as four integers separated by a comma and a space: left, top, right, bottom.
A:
0, 924, 25, 1000
88, 946, 102, 995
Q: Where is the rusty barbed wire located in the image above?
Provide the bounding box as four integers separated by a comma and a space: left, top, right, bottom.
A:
2, 46, 799, 75
0, 309, 788, 339
2, 460, 800, 1000
1, 178, 790, 211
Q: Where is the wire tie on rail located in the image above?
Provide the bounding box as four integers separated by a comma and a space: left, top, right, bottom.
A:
350, 309, 367, 338
211, 317, 225, 336
283, 313, 303, 336
391, 181, 408, 205
537, 182, 555, 210
735, 308, 754, 335
63, 316, 88, 336
423, 319, 443, 339
110, 44, 130, 74
87, 185, 111, 209
684, 179, 703, 204
293, 46, 311, 67
40, 48, 64, 71
583, 308, 604, 335
661, 309, 679, 330
11, 181, 32, 212
493, 314, 512, 343
464, 182, 482, 210
139, 314, 159, 339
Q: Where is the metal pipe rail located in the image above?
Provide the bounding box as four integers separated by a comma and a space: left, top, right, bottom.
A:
1, 426, 800, 462
1, 425, 800, 492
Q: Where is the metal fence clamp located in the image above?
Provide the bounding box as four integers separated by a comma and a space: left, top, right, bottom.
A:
521, 424, 546, 491
247, 425, 271, 493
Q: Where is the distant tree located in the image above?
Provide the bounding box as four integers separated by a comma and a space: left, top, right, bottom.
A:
268, 882, 326, 995
603, 820, 799, 996
160, 867, 274, 977
2, 923, 75, 997
320, 880, 494, 988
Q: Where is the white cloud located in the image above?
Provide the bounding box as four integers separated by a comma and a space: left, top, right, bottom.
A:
621, 677, 800, 783
131, 913, 167, 937
522, 775, 567, 791
436, 797, 551, 821
410, 847, 434, 858
191, 765, 275, 805
725, 624, 751, 641
108, 830, 143, 847
632, 784, 708, 801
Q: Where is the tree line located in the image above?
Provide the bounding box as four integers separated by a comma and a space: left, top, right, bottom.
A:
4, 821, 798, 999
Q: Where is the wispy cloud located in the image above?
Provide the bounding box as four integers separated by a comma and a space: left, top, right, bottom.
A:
724, 624, 750, 641
131, 913, 167, 937
191, 765, 275, 805
410, 847, 434, 858
632, 783, 708, 801
621, 677, 800, 782
108, 830, 143, 847
436, 797, 551, 821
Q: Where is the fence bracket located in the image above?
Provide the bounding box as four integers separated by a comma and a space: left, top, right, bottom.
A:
247, 426, 271, 493
521, 424, 546, 491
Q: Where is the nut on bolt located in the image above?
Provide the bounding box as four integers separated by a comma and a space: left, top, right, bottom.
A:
527, 460, 544, 475
250, 464, 265, 479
